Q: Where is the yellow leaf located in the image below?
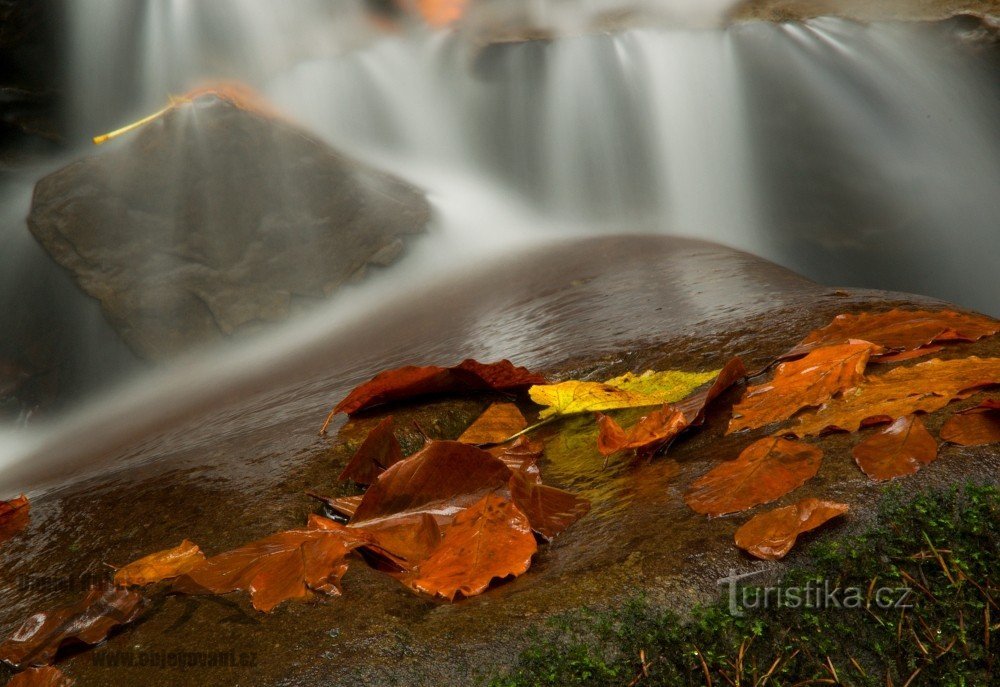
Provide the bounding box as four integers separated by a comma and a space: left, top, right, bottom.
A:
529, 368, 721, 419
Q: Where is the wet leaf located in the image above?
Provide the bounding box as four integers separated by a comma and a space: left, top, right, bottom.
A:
113, 540, 206, 587
728, 342, 877, 433
356, 513, 442, 571
940, 399, 1000, 446
404, 494, 537, 600
684, 438, 823, 516
173, 525, 373, 612
488, 436, 544, 484
457, 403, 527, 445
734, 498, 849, 560
671, 357, 748, 426
792, 357, 1000, 436
417, 0, 469, 27
326, 359, 545, 421
508, 471, 591, 541
5, 667, 74, 687
784, 309, 998, 361
0, 585, 147, 668
307, 492, 363, 519
338, 417, 403, 485
852, 415, 938, 481
0, 495, 30, 546
530, 368, 721, 419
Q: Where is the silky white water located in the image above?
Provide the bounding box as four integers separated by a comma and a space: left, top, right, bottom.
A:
1, 0, 998, 486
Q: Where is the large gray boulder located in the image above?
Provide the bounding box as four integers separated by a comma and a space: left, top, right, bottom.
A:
28, 92, 431, 360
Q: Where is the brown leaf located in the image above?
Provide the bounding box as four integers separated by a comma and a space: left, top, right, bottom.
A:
684, 438, 823, 516
0, 495, 30, 546
113, 540, 206, 587
307, 492, 363, 519
5, 667, 74, 687
350, 441, 512, 526
173, 525, 373, 612
792, 357, 1000, 436
784, 309, 998, 360
488, 436, 544, 484
852, 415, 938, 481
403, 494, 537, 600
873, 345, 944, 364
734, 498, 849, 560
508, 471, 590, 541
338, 417, 403, 485
940, 399, 1000, 446
597, 357, 747, 456
0, 585, 147, 668
326, 359, 546, 420
457, 403, 527, 445
728, 342, 876, 433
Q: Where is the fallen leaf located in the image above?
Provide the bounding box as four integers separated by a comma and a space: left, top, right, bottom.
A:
0, 585, 146, 668
792, 357, 1000, 437
113, 540, 206, 587
873, 345, 944, 364
530, 368, 721, 419
457, 403, 527, 445
728, 342, 877, 433
173, 525, 373, 612
356, 513, 442, 570
940, 399, 1000, 446
350, 441, 512, 526
508, 472, 590, 541
417, 0, 469, 27
307, 492, 363, 519
326, 359, 545, 422
597, 357, 747, 456
0, 495, 30, 546
404, 494, 537, 600
5, 667, 74, 687
487, 436, 544, 484
734, 499, 849, 560
784, 309, 998, 360
852, 415, 938, 481
338, 417, 403, 485
684, 438, 823, 516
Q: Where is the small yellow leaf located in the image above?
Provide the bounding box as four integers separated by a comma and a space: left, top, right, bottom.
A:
529, 368, 721, 419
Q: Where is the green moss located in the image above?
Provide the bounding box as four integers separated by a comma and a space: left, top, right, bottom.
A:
490, 483, 998, 687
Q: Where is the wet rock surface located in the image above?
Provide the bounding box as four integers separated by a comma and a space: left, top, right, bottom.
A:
27, 95, 432, 360
0, 235, 997, 685
729, 0, 1000, 27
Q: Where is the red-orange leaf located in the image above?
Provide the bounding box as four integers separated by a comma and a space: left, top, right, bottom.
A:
307, 492, 363, 519
0, 494, 30, 546
457, 403, 527, 445
784, 309, 998, 360
940, 399, 1000, 446
0, 585, 146, 668
508, 471, 591, 541
684, 438, 823, 516
728, 342, 876, 433
173, 525, 372, 612
338, 417, 403, 485
672, 357, 748, 425
113, 540, 206, 587
852, 415, 938, 481
5, 667, 74, 687
488, 436, 543, 484
403, 494, 537, 600
325, 359, 546, 422
734, 498, 849, 560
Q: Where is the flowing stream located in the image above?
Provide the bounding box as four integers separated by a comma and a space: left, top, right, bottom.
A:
1, 0, 998, 482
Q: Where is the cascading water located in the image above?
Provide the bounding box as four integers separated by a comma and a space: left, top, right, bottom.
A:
1, 0, 998, 483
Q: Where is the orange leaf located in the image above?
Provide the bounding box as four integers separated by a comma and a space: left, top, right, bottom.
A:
734, 498, 849, 560
792, 357, 1000, 436
852, 415, 938, 481
940, 399, 1000, 446
173, 525, 372, 612
325, 359, 545, 422
784, 309, 998, 360
0, 585, 146, 668
728, 342, 876, 434
0, 494, 29, 547
672, 357, 748, 425
508, 471, 591, 541
488, 436, 544, 484
5, 667, 74, 687
684, 438, 823, 516
338, 417, 403, 485
458, 403, 527, 445
307, 492, 363, 519
415, 0, 469, 27
403, 494, 537, 600
873, 345, 944, 364
113, 540, 206, 587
